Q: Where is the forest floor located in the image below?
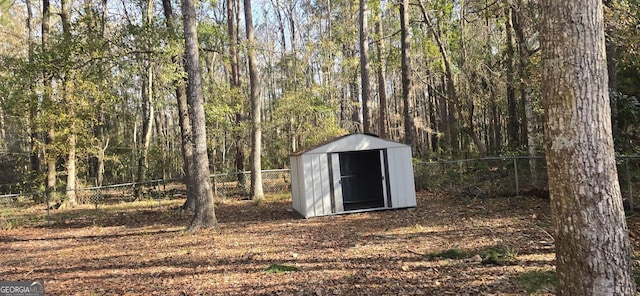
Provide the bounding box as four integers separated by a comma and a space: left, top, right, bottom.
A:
1, 190, 639, 295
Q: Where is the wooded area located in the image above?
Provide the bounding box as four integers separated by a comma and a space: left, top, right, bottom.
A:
1, 0, 640, 293
0, 0, 639, 200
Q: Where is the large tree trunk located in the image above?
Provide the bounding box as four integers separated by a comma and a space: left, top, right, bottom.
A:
244, 0, 264, 200
540, 0, 635, 294
359, 0, 372, 134
182, 0, 218, 230
400, 0, 415, 148
162, 0, 196, 211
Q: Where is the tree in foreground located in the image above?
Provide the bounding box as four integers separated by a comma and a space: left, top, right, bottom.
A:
540, 0, 635, 294
181, 0, 217, 230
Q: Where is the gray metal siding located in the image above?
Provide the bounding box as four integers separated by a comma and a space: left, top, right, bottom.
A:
290, 155, 305, 216
304, 154, 332, 217
387, 147, 417, 208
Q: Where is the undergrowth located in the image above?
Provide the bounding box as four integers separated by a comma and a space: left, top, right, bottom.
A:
518, 269, 556, 295
428, 248, 468, 260
480, 244, 517, 265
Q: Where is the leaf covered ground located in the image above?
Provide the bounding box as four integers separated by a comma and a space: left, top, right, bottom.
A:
1, 191, 638, 295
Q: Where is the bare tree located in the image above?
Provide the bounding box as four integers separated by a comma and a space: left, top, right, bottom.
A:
541, 0, 635, 293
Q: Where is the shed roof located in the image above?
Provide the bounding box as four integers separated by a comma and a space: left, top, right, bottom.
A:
292, 133, 409, 156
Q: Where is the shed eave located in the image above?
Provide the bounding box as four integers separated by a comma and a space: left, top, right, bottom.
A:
298, 134, 409, 155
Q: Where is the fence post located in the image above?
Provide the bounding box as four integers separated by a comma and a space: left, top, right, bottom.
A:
213, 175, 217, 196
45, 191, 51, 225
157, 180, 162, 209
458, 161, 463, 189
513, 157, 520, 196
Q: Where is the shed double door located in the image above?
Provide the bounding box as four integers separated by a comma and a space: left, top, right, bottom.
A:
329, 149, 389, 212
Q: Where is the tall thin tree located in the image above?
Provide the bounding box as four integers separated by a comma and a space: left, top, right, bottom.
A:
359, 0, 372, 133
42, 0, 57, 205
399, 0, 415, 148
375, 2, 388, 139
228, 0, 246, 194
135, 0, 155, 199
61, 0, 77, 207
244, 0, 264, 200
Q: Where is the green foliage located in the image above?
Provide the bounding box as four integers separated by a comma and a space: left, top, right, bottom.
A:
480, 244, 517, 265
613, 91, 640, 153
264, 264, 299, 273
518, 270, 556, 295
428, 248, 468, 260
264, 87, 347, 167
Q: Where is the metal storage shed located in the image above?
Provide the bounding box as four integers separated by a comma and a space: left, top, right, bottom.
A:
290, 134, 417, 218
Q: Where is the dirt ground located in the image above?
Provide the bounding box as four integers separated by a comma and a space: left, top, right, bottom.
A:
0, 191, 638, 295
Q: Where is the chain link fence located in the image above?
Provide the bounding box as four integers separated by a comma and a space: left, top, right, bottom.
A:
2, 158, 639, 226
414, 155, 637, 210
0, 169, 292, 207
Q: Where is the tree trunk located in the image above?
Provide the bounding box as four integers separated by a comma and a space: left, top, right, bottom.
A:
359, 0, 372, 134
135, 0, 155, 199
97, 137, 107, 187
603, 0, 618, 134
135, 68, 154, 198
400, 0, 415, 148
59, 0, 77, 208
540, 0, 635, 294
182, 0, 218, 230
505, 7, 519, 148
42, 0, 57, 204
162, 0, 196, 211
65, 125, 77, 206
512, 1, 538, 185
418, 0, 460, 156
350, 76, 361, 132
227, 0, 246, 194
375, 8, 388, 139
244, 0, 264, 200
26, 0, 41, 199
